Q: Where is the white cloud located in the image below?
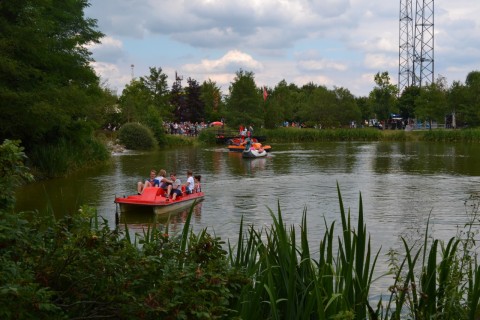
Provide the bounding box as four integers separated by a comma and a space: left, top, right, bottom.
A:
85, 0, 480, 96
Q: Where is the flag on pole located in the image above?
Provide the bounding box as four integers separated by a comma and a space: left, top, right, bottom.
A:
263, 87, 268, 101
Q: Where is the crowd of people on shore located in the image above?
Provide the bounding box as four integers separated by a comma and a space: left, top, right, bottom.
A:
137, 169, 202, 201
163, 121, 209, 136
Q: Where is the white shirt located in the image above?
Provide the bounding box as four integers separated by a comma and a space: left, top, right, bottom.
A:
185, 176, 194, 192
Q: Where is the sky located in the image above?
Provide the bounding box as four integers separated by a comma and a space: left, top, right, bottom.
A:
85, 0, 480, 97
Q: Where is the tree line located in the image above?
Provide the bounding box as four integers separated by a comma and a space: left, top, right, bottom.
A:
1, 0, 480, 173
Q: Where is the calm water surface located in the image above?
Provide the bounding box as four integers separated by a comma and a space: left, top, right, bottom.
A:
16, 141, 480, 294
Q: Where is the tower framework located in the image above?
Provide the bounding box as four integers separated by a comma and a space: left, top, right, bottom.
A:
398, 0, 434, 93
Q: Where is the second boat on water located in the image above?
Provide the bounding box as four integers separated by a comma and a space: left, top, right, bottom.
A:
227, 136, 272, 152
242, 137, 268, 158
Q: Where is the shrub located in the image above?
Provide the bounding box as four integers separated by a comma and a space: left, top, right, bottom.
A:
118, 122, 157, 150
28, 137, 110, 178
0, 140, 34, 211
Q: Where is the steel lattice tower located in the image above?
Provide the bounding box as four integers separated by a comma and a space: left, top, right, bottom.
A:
398, 0, 434, 93
398, 0, 414, 94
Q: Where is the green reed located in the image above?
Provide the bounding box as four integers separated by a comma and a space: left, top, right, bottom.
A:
380, 196, 480, 320
264, 127, 383, 142
422, 128, 480, 142
229, 184, 379, 319
261, 127, 480, 144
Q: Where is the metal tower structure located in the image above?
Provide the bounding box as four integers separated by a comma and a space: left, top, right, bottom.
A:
413, 0, 434, 88
398, 0, 434, 93
398, 0, 414, 94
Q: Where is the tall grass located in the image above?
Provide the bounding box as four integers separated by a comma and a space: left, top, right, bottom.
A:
227, 186, 480, 319
258, 127, 480, 144
264, 127, 383, 142
422, 128, 480, 142
29, 137, 109, 178
229, 184, 380, 319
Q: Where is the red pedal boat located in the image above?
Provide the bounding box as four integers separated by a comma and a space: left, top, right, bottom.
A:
226, 137, 272, 152
115, 187, 204, 215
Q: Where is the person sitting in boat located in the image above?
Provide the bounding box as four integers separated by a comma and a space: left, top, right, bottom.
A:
166, 172, 182, 201
137, 169, 158, 195
194, 175, 202, 193
155, 169, 172, 191
183, 170, 195, 194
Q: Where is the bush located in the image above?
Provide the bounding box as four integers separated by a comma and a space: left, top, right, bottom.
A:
28, 137, 110, 179
118, 122, 157, 150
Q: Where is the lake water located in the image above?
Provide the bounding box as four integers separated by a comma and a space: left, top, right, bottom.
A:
15, 141, 480, 295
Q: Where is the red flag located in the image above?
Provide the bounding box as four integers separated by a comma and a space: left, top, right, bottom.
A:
263, 87, 268, 101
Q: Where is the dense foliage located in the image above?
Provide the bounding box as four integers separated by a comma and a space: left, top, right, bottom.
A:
0, 0, 116, 177
118, 122, 157, 150
0, 0, 109, 148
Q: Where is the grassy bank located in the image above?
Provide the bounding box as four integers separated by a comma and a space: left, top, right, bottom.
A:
260, 127, 480, 143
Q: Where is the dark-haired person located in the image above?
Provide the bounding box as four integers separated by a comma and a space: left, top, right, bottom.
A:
137, 169, 157, 194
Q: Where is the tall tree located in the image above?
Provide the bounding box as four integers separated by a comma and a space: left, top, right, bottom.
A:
139, 67, 171, 119
415, 82, 448, 129
464, 71, 480, 126
185, 78, 204, 123
170, 80, 187, 122
225, 69, 263, 128
398, 85, 420, 120
368, 72, 399, 125
333, 87, 361, 127
0, 0, 104, 150
201, 79, 224, 122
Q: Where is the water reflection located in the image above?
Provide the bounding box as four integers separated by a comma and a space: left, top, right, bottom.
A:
117, 201, 204, 237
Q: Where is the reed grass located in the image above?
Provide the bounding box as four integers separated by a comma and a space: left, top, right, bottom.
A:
29, 138, 109, 178
225, 186, 480, 319
264, 127, 383, 142
259, 127, 480, 144
229, 184, 380, 319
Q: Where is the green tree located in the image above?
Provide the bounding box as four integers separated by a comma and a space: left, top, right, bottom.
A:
398, 85, 420, 120
333, 87, 362, 127
356, 96, 371, 125
118, 67, 171, 143
0, 0, 104, 151
225, 69, 263, 128
415, 82, 448, 129
185, 78, 205, 123
264, 80, 288, 128
464, 71, 480, 127
119, 80, 151, 123
298, 85, 337, 128
368, 71, 399, 125
139, 67, 171, 119
447, 81, 468, 128
171, 80, 187, 122
200, 79, 224, 123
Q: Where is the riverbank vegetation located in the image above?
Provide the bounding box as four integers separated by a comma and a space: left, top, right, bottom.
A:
2, 138, 480, 319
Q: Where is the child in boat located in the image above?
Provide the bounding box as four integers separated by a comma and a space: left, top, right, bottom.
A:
193, 175, 202, 193
166, 172, 182, 201
155, 169, 172, 191
183, 170, 194, 194
137, 169, 158, 194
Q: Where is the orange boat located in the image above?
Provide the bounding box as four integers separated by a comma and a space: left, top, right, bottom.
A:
226, 137, 272, 152
115, 187, 204, 215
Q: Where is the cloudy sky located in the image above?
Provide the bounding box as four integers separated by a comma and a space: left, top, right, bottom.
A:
85, 0, 479, 97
